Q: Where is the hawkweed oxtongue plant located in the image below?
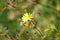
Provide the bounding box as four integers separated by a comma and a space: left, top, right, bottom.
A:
19, 12, 33, 37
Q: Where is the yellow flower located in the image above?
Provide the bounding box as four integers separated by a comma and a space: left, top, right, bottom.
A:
22, 13, 33, 23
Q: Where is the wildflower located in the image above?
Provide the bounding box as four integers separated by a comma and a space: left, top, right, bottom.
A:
22, 13, 33, 23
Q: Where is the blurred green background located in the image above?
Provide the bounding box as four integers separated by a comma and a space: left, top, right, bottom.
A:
0, 0, 60, 40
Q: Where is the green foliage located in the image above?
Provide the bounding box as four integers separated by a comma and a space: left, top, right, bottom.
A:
0, 0, 60, 40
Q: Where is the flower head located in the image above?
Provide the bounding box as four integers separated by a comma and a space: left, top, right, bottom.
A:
22, 13, 33, 23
